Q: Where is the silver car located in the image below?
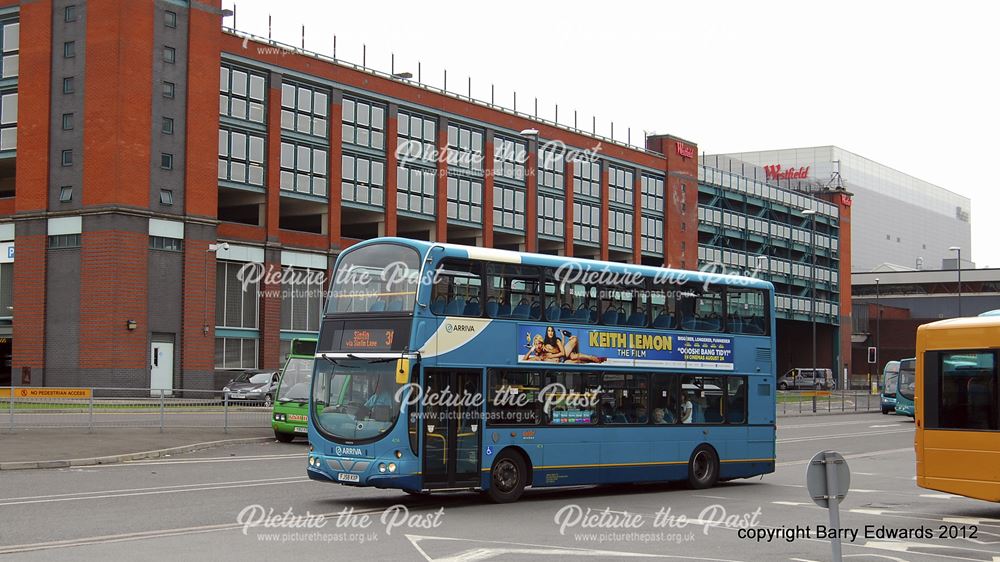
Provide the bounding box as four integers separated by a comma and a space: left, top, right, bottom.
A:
223, 371, 279, 406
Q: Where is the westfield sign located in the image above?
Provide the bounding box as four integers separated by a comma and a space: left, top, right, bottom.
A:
763, 165, 810, 181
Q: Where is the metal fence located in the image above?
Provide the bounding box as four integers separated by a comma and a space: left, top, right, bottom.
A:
1, 387, 272, 432
3, 386, 882, 432
777, 389, 882, 415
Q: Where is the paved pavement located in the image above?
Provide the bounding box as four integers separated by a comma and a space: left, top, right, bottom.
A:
0, 428, 275, 469
2, 413, 997, 561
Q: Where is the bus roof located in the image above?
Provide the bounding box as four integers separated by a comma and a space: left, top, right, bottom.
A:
342, 237, 774, 292
917, 316, 1000, 351
918, 316, 1000, 332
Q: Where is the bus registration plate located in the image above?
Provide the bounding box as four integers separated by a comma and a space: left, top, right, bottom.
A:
337, 473, 360, 483
293, 426, 308, 433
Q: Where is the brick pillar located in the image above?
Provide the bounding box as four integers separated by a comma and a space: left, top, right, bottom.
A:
11, 2, 53, 383
12, 224, 47, 383
563, 158, 574, 257
632, 170, 642, 264
259, 251, 282, 371
818, 189, 854, 385
599, 164, 609, 261
82, 0, 153, 208
79, 226, 149, 386
184, 0, 222, 220
481, 131, 495, 248
524, 138, 538, 253
435, 117, 449, 243
328, 90, 343, 249
14, 1, 51, 214
266, 72, 283, 241
181, 227, 217, 389
648, 135, 698, 269
384, 104, 398, 237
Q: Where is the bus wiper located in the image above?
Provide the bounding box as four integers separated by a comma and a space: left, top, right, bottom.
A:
321, 354, 340, 365
345, 353, 395, 364
366, 357, 396, 364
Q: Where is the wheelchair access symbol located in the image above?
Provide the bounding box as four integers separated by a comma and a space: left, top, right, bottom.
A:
485, 446, 493, 456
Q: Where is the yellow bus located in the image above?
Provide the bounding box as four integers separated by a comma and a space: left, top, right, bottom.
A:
915, 316, 1000, 502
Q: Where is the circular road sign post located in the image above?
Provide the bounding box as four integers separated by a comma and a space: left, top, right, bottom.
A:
806, 450, 851, 562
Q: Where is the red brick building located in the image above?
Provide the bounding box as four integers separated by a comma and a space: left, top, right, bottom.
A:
1, 0, 716, 389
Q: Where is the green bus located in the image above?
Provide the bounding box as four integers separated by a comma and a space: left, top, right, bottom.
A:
272, 338, 317, 442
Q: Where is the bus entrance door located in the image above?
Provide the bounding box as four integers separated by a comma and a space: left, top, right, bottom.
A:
422, 369, 482, 489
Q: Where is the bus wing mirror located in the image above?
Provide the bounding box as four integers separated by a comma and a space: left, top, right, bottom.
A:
395, 358, 410, 385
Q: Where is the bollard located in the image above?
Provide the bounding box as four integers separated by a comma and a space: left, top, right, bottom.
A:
8, 386, 13, 432
224, 391, 229, 434
88, 391, 94, 433
159, 388, 165, 433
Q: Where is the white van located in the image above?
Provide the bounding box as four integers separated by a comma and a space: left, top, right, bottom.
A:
777, 368, 835, 390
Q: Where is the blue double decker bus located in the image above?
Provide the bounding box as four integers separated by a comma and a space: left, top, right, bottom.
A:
307, 238, 777, 502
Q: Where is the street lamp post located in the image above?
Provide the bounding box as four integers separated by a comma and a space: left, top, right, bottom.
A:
949, 246, 962, 317
803, 210, 818, 412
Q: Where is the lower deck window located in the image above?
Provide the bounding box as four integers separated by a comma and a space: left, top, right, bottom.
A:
486, 369, 749, 426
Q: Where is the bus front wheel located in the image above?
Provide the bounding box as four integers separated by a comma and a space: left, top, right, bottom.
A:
487, 451, 527, 503
687, 445, 719, 489
274, 430, 295, 443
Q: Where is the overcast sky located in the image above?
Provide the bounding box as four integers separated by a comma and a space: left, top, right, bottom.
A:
223, 0, 999, 267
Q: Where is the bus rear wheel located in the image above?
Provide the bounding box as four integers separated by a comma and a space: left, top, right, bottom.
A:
687, 445, 719, 489
487, 451, 527, 503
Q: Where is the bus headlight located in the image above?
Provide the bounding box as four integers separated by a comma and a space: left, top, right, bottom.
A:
388, 463, 397, 473
378, 463, 386, 473
308, 456, 315, 466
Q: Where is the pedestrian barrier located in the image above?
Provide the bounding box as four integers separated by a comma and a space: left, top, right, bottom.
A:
777, 389, 880, 415
1, 387, 272, 433
2, 385, 884, 432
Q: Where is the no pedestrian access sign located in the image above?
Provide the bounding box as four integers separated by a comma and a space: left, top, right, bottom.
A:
0, 387, 93, 399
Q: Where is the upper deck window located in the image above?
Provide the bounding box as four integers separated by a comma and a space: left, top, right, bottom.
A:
327, 243, 420, 314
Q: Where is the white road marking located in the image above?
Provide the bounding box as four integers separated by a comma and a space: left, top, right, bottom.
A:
0, 506, 389, 556
693, 495, 729, 500
850, 509, 888, 516
0, 477, 308, 506
842, 554, 909, 562
944, 516, 1000, 525
920, 493, 963, 499
403, 534, 739, 561
864, 540, 1000, 561
779, 419, 889, 430
771, 501, 817, 507
777, 447, 912, 467
850, 509, 1000, 529
0, 476, 304, 503
777, 428, 911, 444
